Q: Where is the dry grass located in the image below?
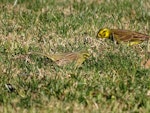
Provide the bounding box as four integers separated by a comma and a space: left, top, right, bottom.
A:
0, 0, 150, 112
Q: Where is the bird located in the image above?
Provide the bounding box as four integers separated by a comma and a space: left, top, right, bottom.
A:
29, 51, 90, 67
97, 28, 150, 46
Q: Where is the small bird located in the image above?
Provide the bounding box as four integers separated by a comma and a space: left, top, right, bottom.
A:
97, 28, 150, 46
29, 51, 90, 67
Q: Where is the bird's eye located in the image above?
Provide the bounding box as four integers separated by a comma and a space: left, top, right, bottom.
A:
102, 31, 106, 37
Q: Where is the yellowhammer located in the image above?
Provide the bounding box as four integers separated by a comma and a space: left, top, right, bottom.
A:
29, 51, 90, 67
97, 28, 150, 46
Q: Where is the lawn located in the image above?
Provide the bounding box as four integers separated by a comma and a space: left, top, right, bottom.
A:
0, 0, 150, 112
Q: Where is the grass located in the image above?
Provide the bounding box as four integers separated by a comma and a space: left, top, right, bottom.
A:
0, 0, 150, 112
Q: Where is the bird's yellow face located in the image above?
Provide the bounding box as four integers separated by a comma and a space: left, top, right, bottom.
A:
75, 52, 90, 67
97, 28, 111, 39
82, 53, 90, 59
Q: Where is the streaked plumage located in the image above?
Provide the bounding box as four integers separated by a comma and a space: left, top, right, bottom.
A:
97, 28, 150, 46
30, 51, 90, 67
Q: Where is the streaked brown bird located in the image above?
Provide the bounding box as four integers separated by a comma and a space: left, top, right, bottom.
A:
30, 51, 90, 67
97, 28, 150, 46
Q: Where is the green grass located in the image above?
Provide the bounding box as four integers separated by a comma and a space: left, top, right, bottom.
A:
1, 0, 150, 112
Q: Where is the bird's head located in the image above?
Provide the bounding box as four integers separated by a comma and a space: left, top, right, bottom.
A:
97, 28, 111, 39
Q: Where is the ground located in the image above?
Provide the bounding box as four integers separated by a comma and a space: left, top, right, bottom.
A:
0, 0, 150, 112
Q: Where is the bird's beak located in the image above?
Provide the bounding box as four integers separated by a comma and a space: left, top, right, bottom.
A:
96, 34, 100, 39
